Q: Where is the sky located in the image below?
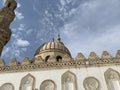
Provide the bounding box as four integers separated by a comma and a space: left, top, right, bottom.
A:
0, 0, 120, 63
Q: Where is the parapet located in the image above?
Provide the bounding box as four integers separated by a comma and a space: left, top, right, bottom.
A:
0, 50, 120, 73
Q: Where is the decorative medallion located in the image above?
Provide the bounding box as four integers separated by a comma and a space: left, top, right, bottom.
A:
40, 80, 56, 90
1, 83, 14, 90
83, 77, 99, 90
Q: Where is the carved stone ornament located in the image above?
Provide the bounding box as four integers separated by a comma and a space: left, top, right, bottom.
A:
75, 53, 86, 60
101, 51, 112, 59
83, 77, 100, 90
88, 52, 99, 60
19, 74, 35, 90
40, 80, 56, 90
0, 83, 14, 90
62, 71, 77, 90
104, 68, 120, 90
116, 50, 120, 58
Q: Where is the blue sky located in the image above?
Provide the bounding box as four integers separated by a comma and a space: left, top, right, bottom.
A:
0, 0, 120, 63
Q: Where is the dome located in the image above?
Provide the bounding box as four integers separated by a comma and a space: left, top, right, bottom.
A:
34, 36, 72, 62
35, 42, 71, 57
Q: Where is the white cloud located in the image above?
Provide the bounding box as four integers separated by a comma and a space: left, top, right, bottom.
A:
15, 11, 24, 20
16, 39, 30, 47
17, 2, 21, 8
60, 0, 66, 6
18, 24, 25, 31
60, 0, 120, 58
1, 22, 30, 62
2, 47, 10, 56
26, 29, 33, 35
2, 38, 30, 62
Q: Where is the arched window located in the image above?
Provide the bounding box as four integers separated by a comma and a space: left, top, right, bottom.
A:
62, 71, 77, 90
105, 68, 120, 90
56, 56, 62, 62
19, 74, 35, 90
40, 80, 56, 90
1, 83, 14, 90
83, 77, 100, 90
7, 3, 11, 8
45, 55, 50, 62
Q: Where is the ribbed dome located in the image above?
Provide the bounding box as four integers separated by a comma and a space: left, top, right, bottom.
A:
34, 41, 71, 57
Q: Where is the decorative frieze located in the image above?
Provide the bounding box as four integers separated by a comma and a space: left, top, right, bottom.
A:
0, 51, 120, 73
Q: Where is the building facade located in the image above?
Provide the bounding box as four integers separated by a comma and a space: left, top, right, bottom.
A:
0, 37, 120, 90
0, 0, 120, 90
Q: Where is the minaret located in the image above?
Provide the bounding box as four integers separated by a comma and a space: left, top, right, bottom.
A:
0, 0, 17, 56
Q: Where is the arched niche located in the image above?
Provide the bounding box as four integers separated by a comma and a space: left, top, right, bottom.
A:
19, 73, 35, 90
56, 56, 62, 62
62, 71, 77, 90
45, 55, 50, 62
1, 83, 14, 90
83, 77, 100, 90
104, 68, 120, 90
40, 80, 56, 90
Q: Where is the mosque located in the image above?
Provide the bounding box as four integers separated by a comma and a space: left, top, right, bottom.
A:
0, 0, 120, 90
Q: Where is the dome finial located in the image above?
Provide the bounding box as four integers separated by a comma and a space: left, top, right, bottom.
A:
57, 34, 61, 42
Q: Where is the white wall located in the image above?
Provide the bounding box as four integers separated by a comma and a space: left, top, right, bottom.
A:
0, 65, 119, 90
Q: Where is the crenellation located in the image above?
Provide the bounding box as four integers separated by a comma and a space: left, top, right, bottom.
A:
0, 59, 5, 67
101, 51, 113, 59
75, 53, 86, 60
21, 57, 30, 65
8, 58, 17, 66
116, 50, 120, 58
88, 52, 99, 60
0, 50, 120, 69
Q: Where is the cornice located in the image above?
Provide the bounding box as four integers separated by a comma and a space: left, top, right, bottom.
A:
0, 58, 120, 73
0, 50, 120, 73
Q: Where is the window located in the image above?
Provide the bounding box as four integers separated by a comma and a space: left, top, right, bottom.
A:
45, 55, 50, 62
62, 71, 77, 90
19, 74, 35, 90
56, 56, 62, 62
40, 80, 56, 90
7, 3, 11, 8
105, 68, 120, 90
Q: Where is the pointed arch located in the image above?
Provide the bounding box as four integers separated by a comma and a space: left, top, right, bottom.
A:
19, 73, 35, 90
1, 83, 14, 90
104, 68, 120, 90
40, 80, 56, 90
62, 71, 77, 90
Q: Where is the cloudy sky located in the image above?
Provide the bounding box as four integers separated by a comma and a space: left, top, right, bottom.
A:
0, 0, 120, 63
